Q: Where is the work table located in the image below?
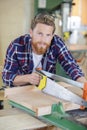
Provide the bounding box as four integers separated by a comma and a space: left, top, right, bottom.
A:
0, 108, 56, 130
0, 83, 87, 130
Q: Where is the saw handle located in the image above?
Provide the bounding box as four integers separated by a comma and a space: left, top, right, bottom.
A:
80, 82, 87, 110
37, 75, 47, 90
35, 68, 47, 90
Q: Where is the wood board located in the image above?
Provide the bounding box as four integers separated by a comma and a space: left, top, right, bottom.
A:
0, 108, 52, 130
5, 84, 81, 116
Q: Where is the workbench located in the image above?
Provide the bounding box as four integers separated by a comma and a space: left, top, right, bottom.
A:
3, 85, 87, 130
0, 83, 87, 130
0, 108, 57, 130
0, 106, 87, 130
0, 87, 58, 130
0, 90, 54, 129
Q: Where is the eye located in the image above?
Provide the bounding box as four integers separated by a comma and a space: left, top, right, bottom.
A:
47, 34, 52, 37
38, 32, 42, 36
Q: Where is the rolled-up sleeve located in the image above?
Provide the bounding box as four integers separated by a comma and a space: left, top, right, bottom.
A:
2, 43, 19, 87
55, 36, 84, 80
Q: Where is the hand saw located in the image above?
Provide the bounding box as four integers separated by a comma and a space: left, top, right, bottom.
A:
36, 70, 87, 108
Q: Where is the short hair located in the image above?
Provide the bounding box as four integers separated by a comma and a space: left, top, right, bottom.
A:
31, 12, 55, 34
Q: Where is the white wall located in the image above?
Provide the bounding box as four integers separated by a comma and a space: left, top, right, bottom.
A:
0, 0, 34, 65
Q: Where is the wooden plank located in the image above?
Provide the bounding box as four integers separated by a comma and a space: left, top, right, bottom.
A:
5, 85, 81, 116
0, 108, 51, 130
0, 108, 86, 130
5, 86, 59, 116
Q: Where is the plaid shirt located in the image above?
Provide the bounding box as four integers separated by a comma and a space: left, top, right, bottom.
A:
2, 34, 84, 87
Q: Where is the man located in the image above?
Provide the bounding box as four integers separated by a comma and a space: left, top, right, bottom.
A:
2, 13, 86, 87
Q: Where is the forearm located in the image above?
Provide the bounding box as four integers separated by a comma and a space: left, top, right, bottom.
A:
13, 73, 41, 87
58, 44, 84, 80
13, 75, 30, 86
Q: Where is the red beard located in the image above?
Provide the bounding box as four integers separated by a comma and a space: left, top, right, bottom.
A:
32, 42, 50, 55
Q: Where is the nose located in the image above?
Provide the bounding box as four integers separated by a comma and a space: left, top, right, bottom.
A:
41, 36, 47, 43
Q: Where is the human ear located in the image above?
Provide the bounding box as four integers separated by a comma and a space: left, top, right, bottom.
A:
29, 29, 33, 37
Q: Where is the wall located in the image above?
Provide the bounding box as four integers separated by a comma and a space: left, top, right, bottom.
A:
0, 0, 34, 65
71, 0, 87, 25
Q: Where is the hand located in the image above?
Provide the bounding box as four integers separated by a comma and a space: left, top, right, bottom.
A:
13, 72, 42, 86
27, 72, 41, 86
76, 76, 87, 83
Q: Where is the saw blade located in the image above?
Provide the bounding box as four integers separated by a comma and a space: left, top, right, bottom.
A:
42, 77, 87, 107
40, 70, 84, 89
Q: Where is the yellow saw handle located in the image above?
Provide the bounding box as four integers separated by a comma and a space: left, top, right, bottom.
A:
38, 75, 47, 90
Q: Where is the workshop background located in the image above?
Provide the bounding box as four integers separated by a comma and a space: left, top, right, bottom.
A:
0, 0, 87, 108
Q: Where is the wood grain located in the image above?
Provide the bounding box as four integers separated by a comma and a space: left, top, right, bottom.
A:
5, 84, 81, 116
0, 108, 50, 130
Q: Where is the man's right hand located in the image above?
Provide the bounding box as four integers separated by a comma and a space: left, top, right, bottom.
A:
13, 72, 41, 86
27, 72, 41, 85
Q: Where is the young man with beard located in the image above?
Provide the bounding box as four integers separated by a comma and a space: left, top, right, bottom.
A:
2, 13, 86, 87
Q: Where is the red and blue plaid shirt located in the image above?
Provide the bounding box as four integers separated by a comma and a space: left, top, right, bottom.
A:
2, 34, 84, 87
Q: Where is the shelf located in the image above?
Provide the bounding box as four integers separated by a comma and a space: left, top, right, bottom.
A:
67, 44, 87, 52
